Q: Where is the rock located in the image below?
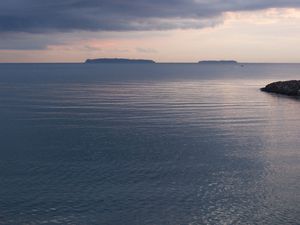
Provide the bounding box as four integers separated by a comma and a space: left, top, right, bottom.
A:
261, 80, 300, 96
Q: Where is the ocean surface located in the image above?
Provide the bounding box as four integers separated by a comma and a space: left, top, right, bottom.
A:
0, 63, 299, 225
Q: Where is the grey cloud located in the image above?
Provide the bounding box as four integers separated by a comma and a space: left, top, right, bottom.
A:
0, 32, 68, 49
136, 47, 157, 53
1, 0, 300, 33
1, 0, 300, 50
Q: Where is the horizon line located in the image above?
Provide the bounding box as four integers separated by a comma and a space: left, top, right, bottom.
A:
1, 62, 300, 64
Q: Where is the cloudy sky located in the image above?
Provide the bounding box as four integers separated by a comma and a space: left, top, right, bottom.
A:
1, 0, 300, 62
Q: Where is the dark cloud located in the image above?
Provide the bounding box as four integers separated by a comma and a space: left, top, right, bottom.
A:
0, 0, 300, 33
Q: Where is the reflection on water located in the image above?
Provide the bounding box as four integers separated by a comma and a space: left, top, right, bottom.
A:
0, 64, 299, 225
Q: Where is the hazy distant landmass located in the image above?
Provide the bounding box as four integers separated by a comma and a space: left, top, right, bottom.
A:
198, 60, 238, 64
85, 58, 156, 64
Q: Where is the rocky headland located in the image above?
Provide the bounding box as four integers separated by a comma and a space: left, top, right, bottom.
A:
261, 80, 300, 96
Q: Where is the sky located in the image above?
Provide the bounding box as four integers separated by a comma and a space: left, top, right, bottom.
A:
0, 0, 300, 63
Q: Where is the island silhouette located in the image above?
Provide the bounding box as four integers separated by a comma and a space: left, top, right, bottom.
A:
198, 60, 238, 64
85, 58, 156, 64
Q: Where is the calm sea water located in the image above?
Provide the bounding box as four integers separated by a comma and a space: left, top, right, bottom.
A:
0, 63, 299, 225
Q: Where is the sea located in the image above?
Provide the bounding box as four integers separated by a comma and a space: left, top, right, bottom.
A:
0, 63, 299, 225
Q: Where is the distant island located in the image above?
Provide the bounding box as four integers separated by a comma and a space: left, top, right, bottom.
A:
198, 60, 238, 64
85, 58, 156, 64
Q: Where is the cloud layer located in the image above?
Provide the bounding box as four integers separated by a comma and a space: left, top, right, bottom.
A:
1, 0, 300, 33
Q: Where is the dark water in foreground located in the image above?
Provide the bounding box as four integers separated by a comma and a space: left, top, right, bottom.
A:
0, 63, 299, 225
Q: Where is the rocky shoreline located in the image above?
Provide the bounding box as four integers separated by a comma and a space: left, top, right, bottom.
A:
261, 80, 300, 96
